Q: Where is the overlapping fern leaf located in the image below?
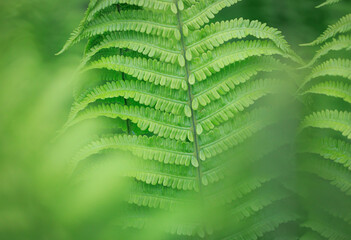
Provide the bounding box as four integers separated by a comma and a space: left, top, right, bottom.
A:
60, 0, 300, 238
298, 1, 351, 238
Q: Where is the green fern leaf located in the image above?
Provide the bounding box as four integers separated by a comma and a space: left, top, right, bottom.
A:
85, 55, 187, 89
183, 0, 242, 29
128, 181, 194, 211
302, 81, 351, 104
298, 156, 351, 195
62, 0, 299, 237
197, 79, 281, 130
193, 56, 284, 107
316, 0, 342, 8
304, 34, 351, 68
300, 231, 326, 240
61, 10, 180, 51
67, 79, 187, 124
186, 18, 294, 56
302, 13, 351, 46
300, 110, 351, 139
191, 40, 296, 82
81, 32, 182, 67
66, 103, 192, 141
199, 108, 275, 158
128, 159, 198, 191
298, 137, 351, 170
302, 211, 351, 240
300, 58, 351, 89
72, 135, 195, 171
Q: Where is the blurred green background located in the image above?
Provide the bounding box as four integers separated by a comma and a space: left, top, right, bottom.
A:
0, 0, 350, 239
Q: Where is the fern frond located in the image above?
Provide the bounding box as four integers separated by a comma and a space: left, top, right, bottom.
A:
187, 18, 293, 56
300, 58, 351, 89
228, 182, 291, 222
56, 0, 100, 54
302, 81, 351, 104
122, 207, 203, 237
222, 207, 298, 240
72, 135, 195, 171
302, 14, 351, 46
85, 55, 187, 89
298, 156, 351, 195
206, 173, 275, 205
193, 56, 283, 107
67, 80, 187, 124
199, 108, 274, 158
197, 79, 280, 130
86, 0, 176, 19
304, 35, 351, 68
300, 110, 351, 139
191, 40, 294, 82
302, 211, 351, 240
60, 10, 180, 51
300, 231, 326, 240
63, 1, 300, 237
129, 181, 193, 211
128, 159, 198, 191
82, 32, 182, 67
183, 0, 242, 29
67, 104, 192, 141
316, 0, 342, 8
298, 137, 351, 170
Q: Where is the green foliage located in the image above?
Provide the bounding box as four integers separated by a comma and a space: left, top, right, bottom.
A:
60, 0, 299, 238
298, 0, 351, 238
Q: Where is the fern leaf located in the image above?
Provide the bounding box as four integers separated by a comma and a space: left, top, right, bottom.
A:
86, 0, 176, 19
300, 231, 326, 240
72, 135, 195, 172
191, 40, 294, 82
302, 81, 351, 104
206, 174, 275, 205
300, 110, 351, 139
183, 0, 242, 29
56, 0, 100, 54
199, 108, 274, 159
298, 137, 351, 170
67, 104, 192, 141
129, 181, 193, 211
85, 55, 187, 89
222, 207, 298, 240
82, 32, 182, 67
300, 58, 351, 89
298, 156, 351, 195
198, 79, 280, 130
128, 159, 198, 191
60, 10, 180, 51
62, 1, 300, 237
187, 18, 294, 56
302, 13, 351, 46
67, 80, 187, 124
304, 34, 351, 68
302, 211, 351, 240
228, 182, 291, 222
193, 56, 284, 107
316, 0, 342, 8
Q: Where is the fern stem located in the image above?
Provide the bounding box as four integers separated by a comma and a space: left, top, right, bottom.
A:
174, 0, 205, 200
